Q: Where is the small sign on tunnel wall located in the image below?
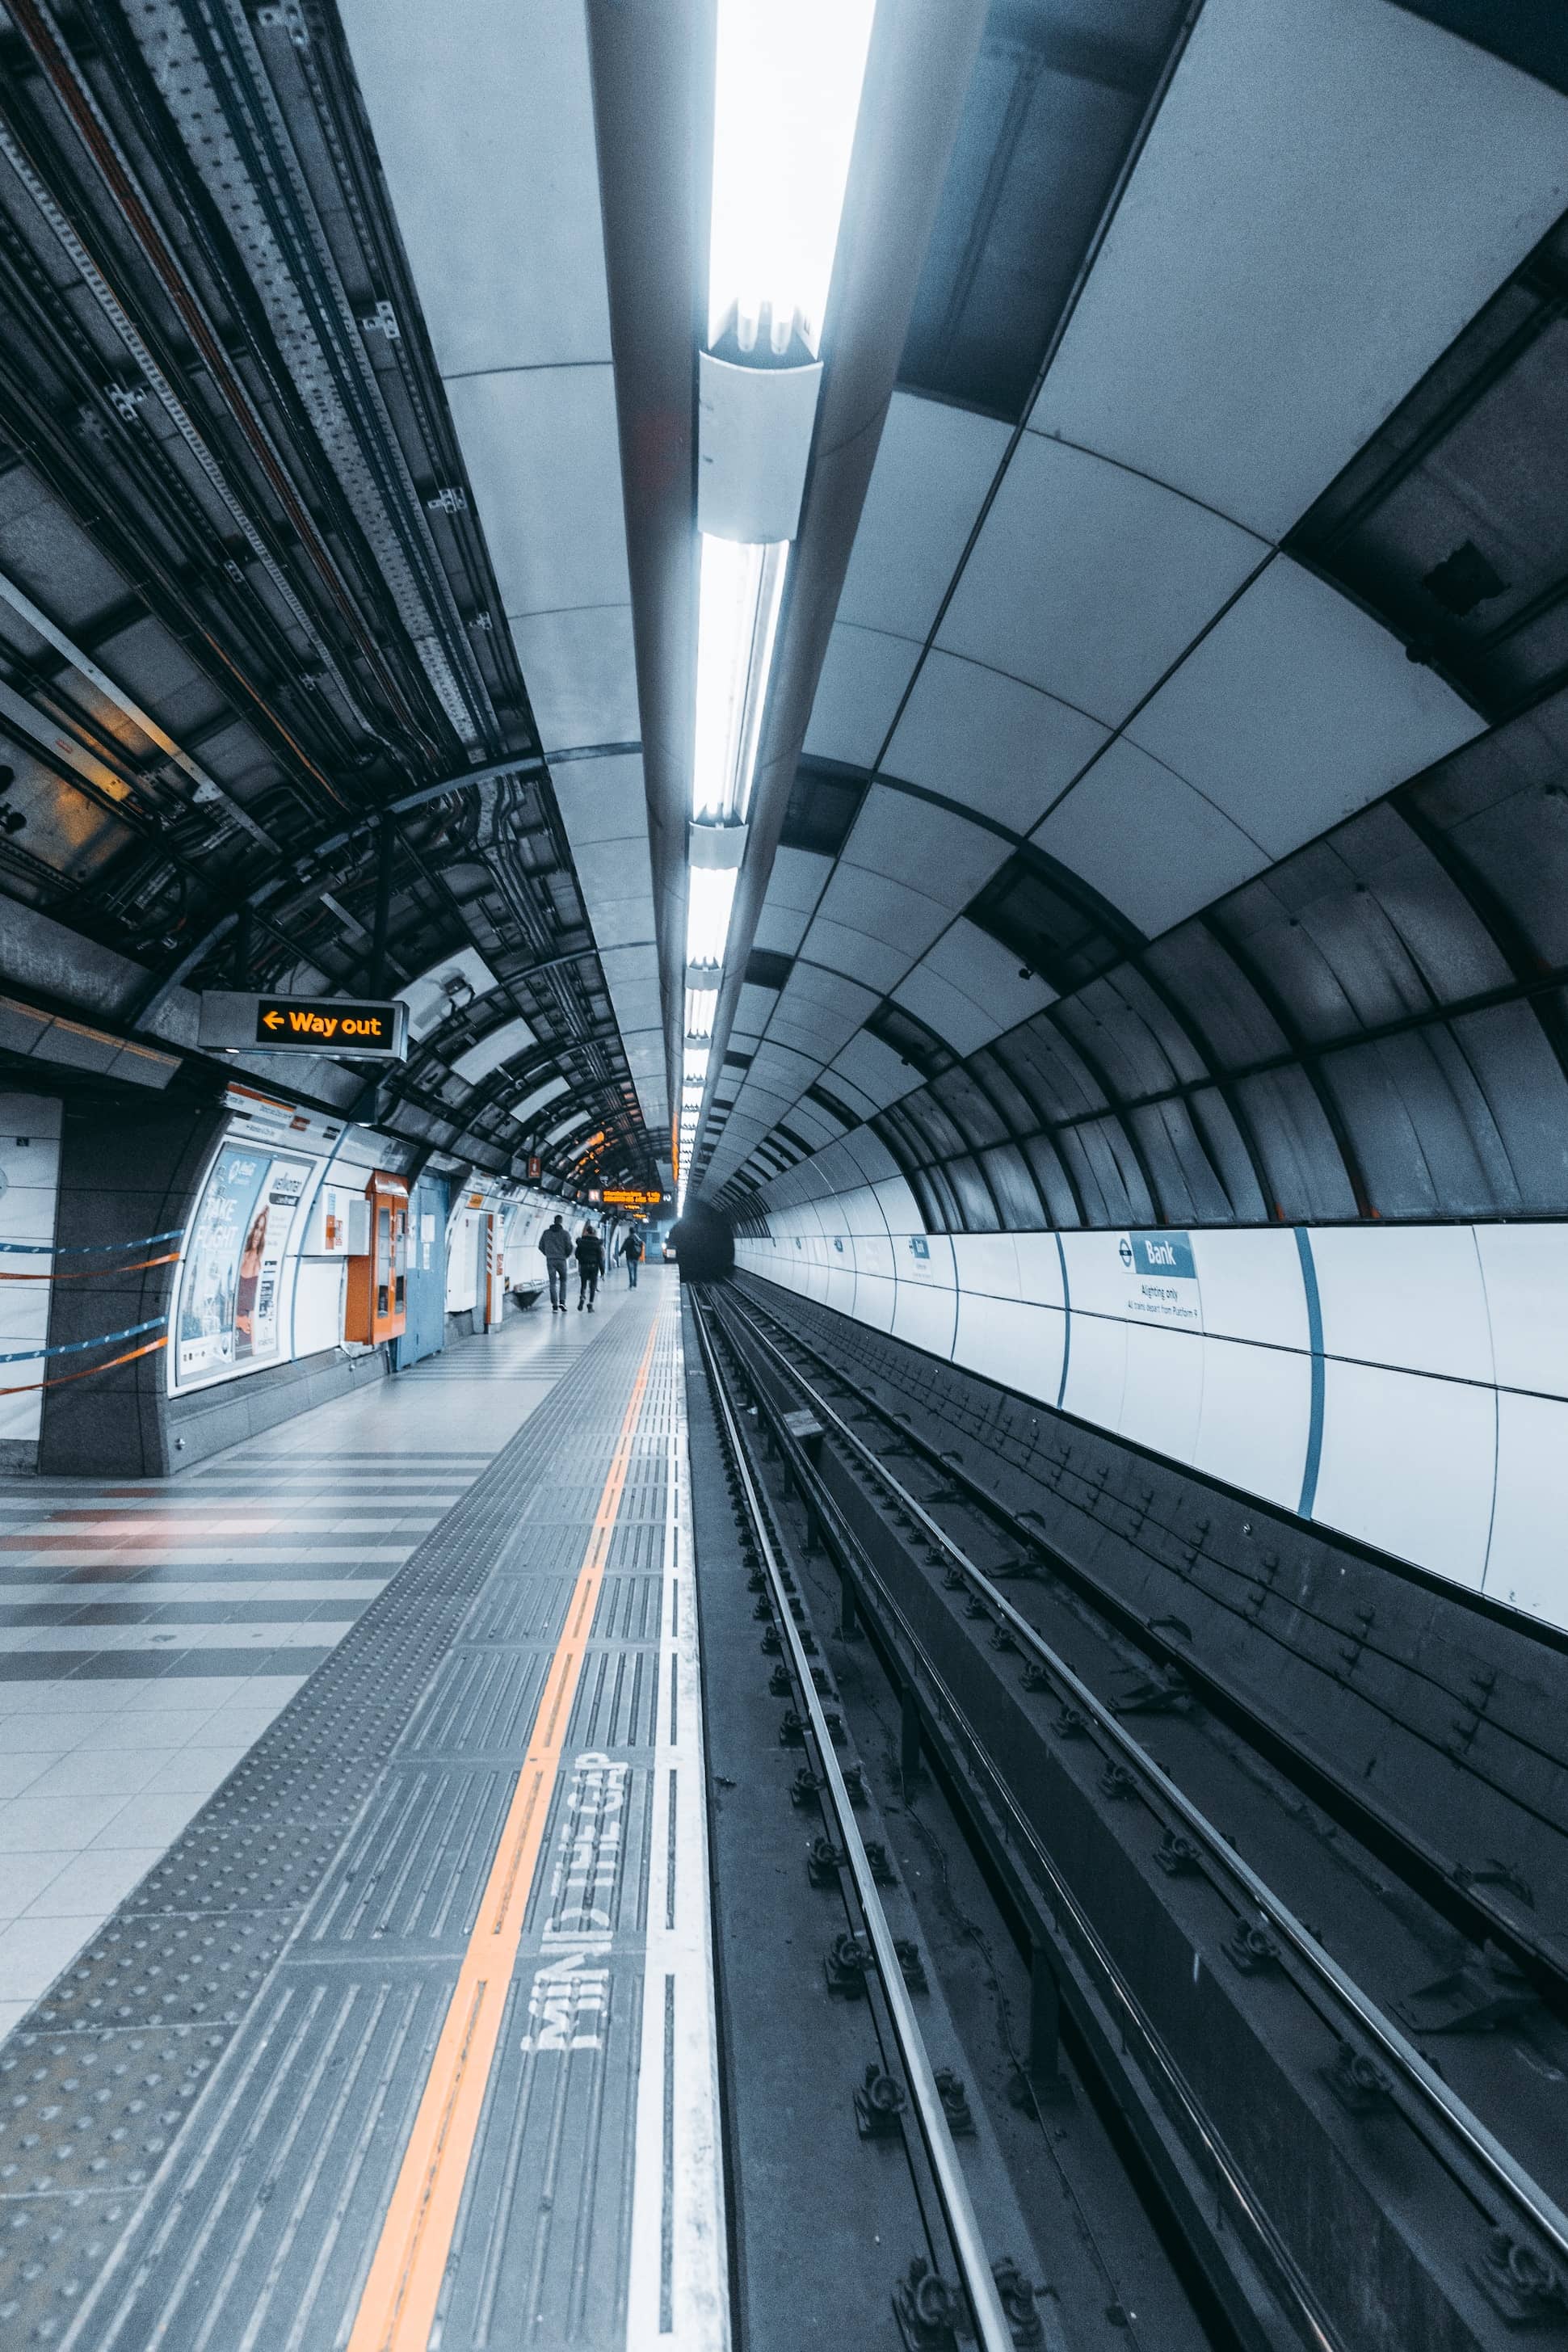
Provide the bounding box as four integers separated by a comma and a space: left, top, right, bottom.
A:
1120, 1231, 1201, 1329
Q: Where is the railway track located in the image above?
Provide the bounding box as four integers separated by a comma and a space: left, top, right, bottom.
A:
690, 1290, 1032, 2351
696, 1280, 1568, 2351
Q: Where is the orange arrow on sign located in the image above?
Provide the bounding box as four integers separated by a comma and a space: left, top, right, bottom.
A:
263, 1009, 284, 1030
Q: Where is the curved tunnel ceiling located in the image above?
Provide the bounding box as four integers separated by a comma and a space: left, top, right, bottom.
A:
692, 0, 1568, 1226
0, 0, 661, 1194
2, 0, 1567, 1229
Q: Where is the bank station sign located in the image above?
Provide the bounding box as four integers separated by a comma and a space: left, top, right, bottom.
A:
1118, 1230, 1202, 1329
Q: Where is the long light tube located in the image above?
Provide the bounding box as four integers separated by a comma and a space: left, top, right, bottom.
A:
709, 0, 879, 356
685, 863, 740, 968
692, 535, 788, 823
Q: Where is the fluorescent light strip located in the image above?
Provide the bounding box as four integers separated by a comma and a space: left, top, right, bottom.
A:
709, 0, 879, 356
692, 535, 788, 824
685, 987, 718, 1040
685, 863, 740, 968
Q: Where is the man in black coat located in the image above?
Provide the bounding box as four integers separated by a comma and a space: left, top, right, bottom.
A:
575, 1223, 604, 1311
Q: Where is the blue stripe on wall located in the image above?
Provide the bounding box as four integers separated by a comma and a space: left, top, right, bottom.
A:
1054, 1231, 1070, 1409
1295, 1227, 1325, 1520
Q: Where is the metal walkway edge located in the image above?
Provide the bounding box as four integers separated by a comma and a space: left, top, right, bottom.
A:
0, 1280, 727, 2352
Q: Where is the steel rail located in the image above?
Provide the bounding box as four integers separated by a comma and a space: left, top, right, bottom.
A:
689, 1292, 1017, 2352
717, 1282, 1568, 2274
709, 1294, 1336, 2352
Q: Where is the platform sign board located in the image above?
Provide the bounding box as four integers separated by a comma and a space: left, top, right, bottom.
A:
526, 1156, 541, 1180
199, 991, 408, 1060
602, 1189, 664, 1206
1118, 1231, 1202, 1330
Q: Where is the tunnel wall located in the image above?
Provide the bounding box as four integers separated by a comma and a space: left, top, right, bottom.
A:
0, 1095, 63, 1471
733, 1164, 1566, 1632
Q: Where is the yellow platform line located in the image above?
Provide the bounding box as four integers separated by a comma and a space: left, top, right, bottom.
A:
346, 1311, 662, 2352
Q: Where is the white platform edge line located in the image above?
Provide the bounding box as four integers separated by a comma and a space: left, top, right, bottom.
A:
625, 1301, 730, 2350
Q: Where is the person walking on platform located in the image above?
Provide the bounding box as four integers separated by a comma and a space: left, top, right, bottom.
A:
575, 1222, 604, 1311
540, 1214, 572, 1312
621, 1223, 643, 1288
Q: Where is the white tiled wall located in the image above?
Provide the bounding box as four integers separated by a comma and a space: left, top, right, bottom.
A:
0, 1096, 62, 1451
736, 1181, 1568, 1632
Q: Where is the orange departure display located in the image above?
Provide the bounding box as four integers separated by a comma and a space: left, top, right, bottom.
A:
601, 1189, 664, 1206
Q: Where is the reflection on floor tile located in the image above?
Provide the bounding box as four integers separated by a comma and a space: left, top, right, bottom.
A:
0, 1287, 641, 2029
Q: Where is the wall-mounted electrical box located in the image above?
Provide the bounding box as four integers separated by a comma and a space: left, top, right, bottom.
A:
308, 1180, 368, 1257
344, 1170, 409, 1344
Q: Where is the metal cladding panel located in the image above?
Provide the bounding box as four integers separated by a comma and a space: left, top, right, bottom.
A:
842, 785, 1012, 912
451, 1013, 536, 1085
921, 919, 1058, 1020
802, 623, 922, 768
838, 391, 1007, 641
1472, 1224, 1568, 1399
952, 1290, 1064, 1402
813, 867, 952, 963
1118, 1322, 1204, 1465
799, 916, 913, 996
1314, 1357, 1496, 1591
1032, 738, 1269, 937
1488, 1392, 1568, 1630
338, 0, 612, 377
752, 894, 813, 956
509, 607, 641, 753
1058, 1308, 1129, 1430
885, 651, 1108, 834
1189, 1228, 1310, 1350
939, 434, 1266, 726
892, 958, 1004, 1058
950, 1232, 1019, 1298
1127, 559, 1483, 859
446, 368, 629, 617
1030, 0, 1568, 538
553, 751, 650, 846
1308, 1224, 1494, 1383
1192, 1336, 1312, 1513
829, 1030, 921, 1110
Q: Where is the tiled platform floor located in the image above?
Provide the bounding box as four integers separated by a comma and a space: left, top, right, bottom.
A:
0, 1276, 648, 2032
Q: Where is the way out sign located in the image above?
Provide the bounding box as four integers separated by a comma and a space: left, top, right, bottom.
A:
199, 991, 409, 1061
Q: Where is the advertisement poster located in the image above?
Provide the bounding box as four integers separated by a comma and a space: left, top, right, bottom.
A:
177, 1146, 269, 1382
236, 1156, 312, 1365
1118, 1231, 1203, 1329
177, 1149, 313, 1384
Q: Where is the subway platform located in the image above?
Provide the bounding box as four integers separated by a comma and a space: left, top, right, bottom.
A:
0, 1268, 727, 2350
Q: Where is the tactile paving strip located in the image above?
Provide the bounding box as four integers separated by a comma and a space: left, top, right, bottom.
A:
0, 1300, 666, 2348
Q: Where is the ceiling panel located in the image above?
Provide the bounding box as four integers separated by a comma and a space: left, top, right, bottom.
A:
840, 785, 1013, 911
893, 959, 1010, 1058
752, 895, 813, 957
885, 650, 1108, 831
798, 915, 917, 995
1032, 736, 1270, 936
445, 369, 629, 617
837, 391, 1010, 639
508, 608, 639, 753
552, 752, 649, 846
921, 918, 1058, 1024
1030, 0, 1568, 538
830, 1029, 924, 1109
802, 624, 922, 768
814, 863, 957, 959
338, 0, 610, 377
570, 830, 654, 907
1125, 557, 1485, 859
939, 435, 1266, 723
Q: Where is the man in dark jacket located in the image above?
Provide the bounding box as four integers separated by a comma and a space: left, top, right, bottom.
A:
621, 1224, 643, 1288
539, 1215, 572, 1311
575, 1223, 604, 1311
